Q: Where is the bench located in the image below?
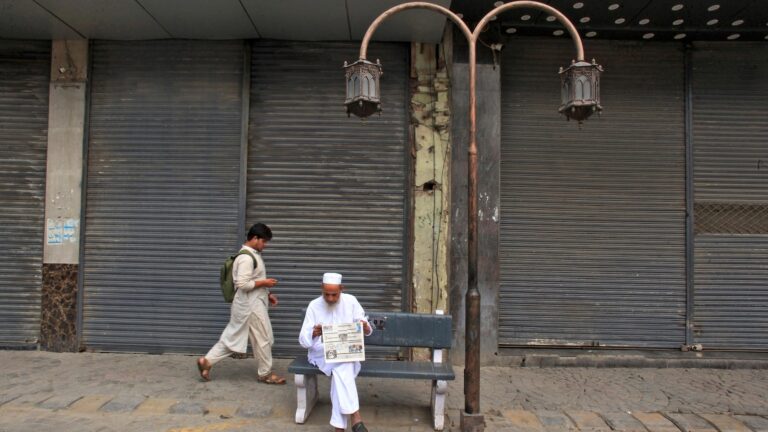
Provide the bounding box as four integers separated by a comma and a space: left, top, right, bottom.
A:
287, 310, 454, 431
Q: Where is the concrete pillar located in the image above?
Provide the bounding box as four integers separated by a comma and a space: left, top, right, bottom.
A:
41, 40, 88, 352
410, 36, 453, 360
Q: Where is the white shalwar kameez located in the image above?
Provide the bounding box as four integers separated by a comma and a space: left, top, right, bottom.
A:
204, 245, 274, 377
299, 293, 373, 430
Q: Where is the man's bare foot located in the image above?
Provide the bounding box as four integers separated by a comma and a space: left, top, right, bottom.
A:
196, 357, 211, 381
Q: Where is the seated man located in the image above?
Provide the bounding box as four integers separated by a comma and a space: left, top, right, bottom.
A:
299, 272, 373, 432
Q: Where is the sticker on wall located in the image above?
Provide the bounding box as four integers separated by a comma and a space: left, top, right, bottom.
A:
47, 218, 79, 245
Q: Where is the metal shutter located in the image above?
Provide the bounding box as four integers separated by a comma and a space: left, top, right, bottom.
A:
248, 41, 409, 357
499, 39, 686, 348
0, 41, 49, 348
82, 41, 244, 353
692, 43, 768, 350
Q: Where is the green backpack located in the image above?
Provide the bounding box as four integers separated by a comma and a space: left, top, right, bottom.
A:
220, 249, 257, 303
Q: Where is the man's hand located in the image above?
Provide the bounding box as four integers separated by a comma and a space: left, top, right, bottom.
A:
260, 278, 278, 288
312, 324, 323, 338
361, 320, 371, 334
268, 293, 278, 307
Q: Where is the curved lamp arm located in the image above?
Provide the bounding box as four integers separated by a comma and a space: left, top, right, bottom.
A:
474, 1, 584, 61
358, 1, 472, 60
358, 1, 584, 63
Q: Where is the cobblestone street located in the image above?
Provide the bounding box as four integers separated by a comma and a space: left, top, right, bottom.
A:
1, 351, 767, 431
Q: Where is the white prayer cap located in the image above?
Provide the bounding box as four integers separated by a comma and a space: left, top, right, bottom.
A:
323, 272, 342, 285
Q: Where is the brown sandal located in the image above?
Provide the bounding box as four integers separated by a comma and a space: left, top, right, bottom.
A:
257, 372, 286, 385
196, 357, 211, 381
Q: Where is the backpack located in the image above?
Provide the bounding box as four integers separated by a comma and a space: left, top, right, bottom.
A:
220, 249, 257, 303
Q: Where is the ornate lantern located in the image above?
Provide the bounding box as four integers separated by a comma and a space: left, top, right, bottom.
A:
344, 59, 383, 118
559, 59, 603, 123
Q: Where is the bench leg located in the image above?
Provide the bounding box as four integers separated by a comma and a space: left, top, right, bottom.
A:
294, 374, 318, 424
431, 379, 448, 431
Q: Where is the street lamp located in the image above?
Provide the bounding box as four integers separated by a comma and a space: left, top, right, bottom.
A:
347, 2, 601, 431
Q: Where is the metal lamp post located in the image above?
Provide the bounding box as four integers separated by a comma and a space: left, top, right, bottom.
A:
346, 2, 602, 430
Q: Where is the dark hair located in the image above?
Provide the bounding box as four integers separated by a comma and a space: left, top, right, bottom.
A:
247, 223, 272, 241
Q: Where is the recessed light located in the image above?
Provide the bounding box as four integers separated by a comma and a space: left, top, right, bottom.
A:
707, 4, 720, 12
639, 18, 650, 25
553, 30, 564, 36
573, 2, 584, 9
615, 18, 626, 24
765, 35, 768, 40
727, 33, 740, 40
643, 33, 655, 39
608, 3, 620, 11
494, 1, 505, 6
674, 33, 687, 39
457, 13, 464, 19
732, 19, 744, 26
673, 19, 684, 26
707, 19, 719, 26
672, 4, 684, 11
521, 14, 531, 21
586, 31, 597, 37
506, 27, 517, 34
546, 15, 557, 22
580, 17, 591, 23
490, 15, 498, 21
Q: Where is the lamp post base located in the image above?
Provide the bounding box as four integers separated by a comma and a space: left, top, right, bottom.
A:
460, 411, 485, 432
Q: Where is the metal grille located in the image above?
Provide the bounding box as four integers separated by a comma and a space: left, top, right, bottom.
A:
82, 41, 243, 353
692, 42, 768, 350
0, 41, 49, 347
248, 41, 409, 358
695, 203, 768, 234
498, 39, 686, 348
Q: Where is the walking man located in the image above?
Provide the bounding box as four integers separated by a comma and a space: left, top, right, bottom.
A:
299, 273, 372, 432
197, 223, 285, 384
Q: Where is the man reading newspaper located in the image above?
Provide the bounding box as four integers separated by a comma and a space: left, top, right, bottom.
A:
299, 272, 373, 432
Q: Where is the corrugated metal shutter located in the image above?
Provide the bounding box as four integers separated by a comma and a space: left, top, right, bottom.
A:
82, 41, 244, 353
499, 39, 686, 348
248, 41, 408, 357
0, 41, 49, 347
692, 43, 768, 350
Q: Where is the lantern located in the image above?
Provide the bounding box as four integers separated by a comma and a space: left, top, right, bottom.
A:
344, 59, 383, 118
559, 59, 603, 123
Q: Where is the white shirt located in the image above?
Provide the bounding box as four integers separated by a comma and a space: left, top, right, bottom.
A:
299, 292, 372, 373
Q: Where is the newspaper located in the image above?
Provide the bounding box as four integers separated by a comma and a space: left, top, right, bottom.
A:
322, 322, 365, 363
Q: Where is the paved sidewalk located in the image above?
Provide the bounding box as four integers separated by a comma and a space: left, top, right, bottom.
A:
1, 351, 767, 431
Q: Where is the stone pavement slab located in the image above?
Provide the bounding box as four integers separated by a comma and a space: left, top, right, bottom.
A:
699, 414, 752, 432
100, 395, 146, 413
633, 411, 680, 432
734, 415, 768, 432
535, 410, 578, 431
68, 395, 112, 413
664, 412, 718, 432
38, 394, 83, 410
134, 397, 178, 415
601, 411, 648, 432
501, 409, 545, 431
566, 410, 611, 431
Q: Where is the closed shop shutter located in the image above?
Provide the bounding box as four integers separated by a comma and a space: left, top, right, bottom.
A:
692, 43, 768, 350
499, 39, 686, 348
248, 41, 408, 357
82, 41, 244, 353
0, 41, 49, 347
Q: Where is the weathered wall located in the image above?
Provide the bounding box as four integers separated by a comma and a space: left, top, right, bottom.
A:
40, 40, 88, 352
410, 39, 452, 316
410, 35, 453, 360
